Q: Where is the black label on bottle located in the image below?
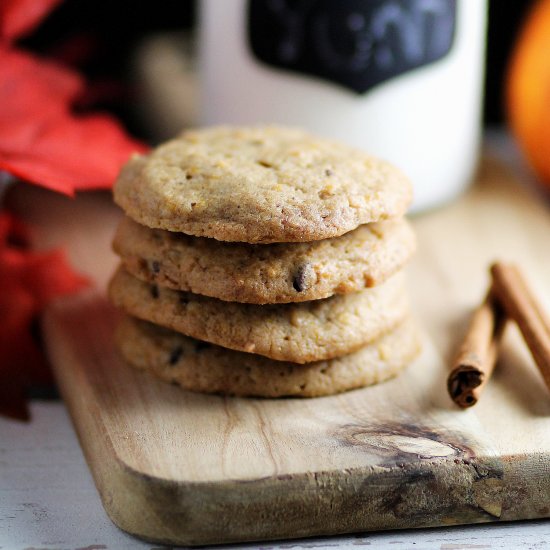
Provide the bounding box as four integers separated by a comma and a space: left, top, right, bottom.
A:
248, 0, 457, 94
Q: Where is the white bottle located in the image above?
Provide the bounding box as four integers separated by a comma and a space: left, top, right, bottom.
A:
198, 0, 487, 212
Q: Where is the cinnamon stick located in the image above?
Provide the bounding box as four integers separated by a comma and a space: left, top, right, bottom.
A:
490, 262, 550, 393
448, 293, 506, 408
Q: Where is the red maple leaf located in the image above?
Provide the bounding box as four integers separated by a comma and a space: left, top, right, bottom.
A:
0, 212, 89, 420
0, 0, 148, 195
0, 0, 64, 42
0, 0, 147, 418
0, 47, 147, 195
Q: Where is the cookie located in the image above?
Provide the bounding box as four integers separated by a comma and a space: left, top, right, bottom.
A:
116, 315, 421, 398
113, 216, 416, 304
108, 266, 409, 363
113, 126, 412, 243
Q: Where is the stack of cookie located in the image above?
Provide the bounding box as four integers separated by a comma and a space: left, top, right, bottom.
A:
108, 126, 420, 397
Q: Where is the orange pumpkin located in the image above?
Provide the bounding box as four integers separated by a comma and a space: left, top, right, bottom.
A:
507, 0, 550, 186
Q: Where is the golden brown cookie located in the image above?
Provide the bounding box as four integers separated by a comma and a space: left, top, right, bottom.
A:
116, 315, 421, 398
108, 266, 409, 363
113, 126, 412, 243
113, 216, 416, 304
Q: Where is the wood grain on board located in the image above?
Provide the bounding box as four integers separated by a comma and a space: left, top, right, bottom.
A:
20, 154, 550, 545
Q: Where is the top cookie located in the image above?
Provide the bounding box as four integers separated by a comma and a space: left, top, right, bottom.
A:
113, 126, 413, 243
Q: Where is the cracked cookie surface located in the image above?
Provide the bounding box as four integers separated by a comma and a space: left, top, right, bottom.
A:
109, 266, 409, 363
113, 126, 413, 243
116, 315, 421, 397
113, 216, 415, 304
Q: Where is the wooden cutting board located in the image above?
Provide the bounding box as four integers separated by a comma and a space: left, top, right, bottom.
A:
32, 154, 550, 546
